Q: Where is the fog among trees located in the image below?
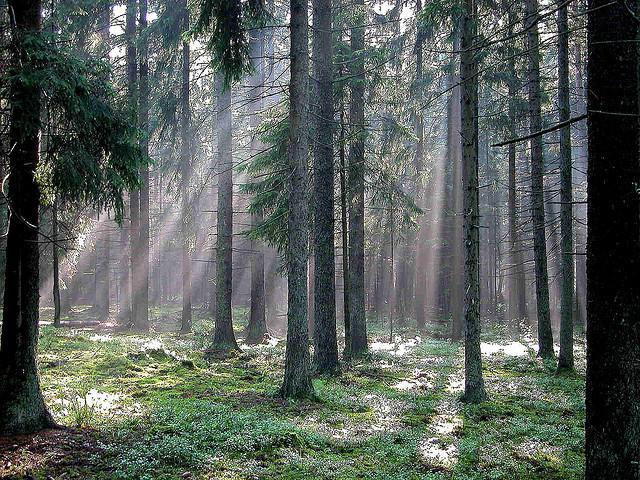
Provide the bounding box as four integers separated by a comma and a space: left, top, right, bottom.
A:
0, 0, 638, 478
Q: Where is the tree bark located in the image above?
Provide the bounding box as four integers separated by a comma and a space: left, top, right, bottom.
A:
525, 0, 554, 358
180, 4, 192, 333
135, 0, 150, 331
212, 75, 239, 352
585, 1, 640, 477
280, 0, 314, 398
312, 0, 339, 374
52, 202, 61, 327
556, 0, 573, 372
460, 0, 486, 404
0, 0, 55, 435
346, 0, 368, 357
246, 31, 268, 345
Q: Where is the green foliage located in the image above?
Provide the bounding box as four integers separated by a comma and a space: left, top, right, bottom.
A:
239, 103, 290, 259
192, 0, 269, 87
2, 32, 145, 222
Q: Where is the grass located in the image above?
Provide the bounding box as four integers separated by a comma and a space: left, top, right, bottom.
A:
0, 306, 585, 479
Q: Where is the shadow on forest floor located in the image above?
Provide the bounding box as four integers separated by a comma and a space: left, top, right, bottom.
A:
1, 306, 585, 479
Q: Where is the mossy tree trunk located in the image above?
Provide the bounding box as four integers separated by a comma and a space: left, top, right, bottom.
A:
280, 0, 314, 398
0, 0, 55, 436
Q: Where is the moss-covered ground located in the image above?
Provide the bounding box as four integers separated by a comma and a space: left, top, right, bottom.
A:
0, 307, 585, 479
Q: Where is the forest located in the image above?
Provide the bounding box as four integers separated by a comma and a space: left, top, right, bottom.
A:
0, 0, 638, 478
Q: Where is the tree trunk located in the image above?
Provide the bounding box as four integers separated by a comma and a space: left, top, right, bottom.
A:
280, 0, 314, 398
135, 0, 150, 331
338, 77, 351, 354
460, 0, 486, 404
180, 2, 192, 333
525, 0, 554, 358
556, 0, 573, 372
0, 0, 55, 435
246, 31, 268, 345
52, 202, 61, 327
346, 0, 368, 357
125, 0, 138, 329
585, 1, 640, 477
312, 0, 339, 374
505, 0, 527, 330
212, 75, 239, 352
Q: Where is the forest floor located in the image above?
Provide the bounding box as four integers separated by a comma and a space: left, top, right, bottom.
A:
0, 306, 585, 480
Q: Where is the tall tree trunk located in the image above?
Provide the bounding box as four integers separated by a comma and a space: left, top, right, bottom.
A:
135, 0, 150, 331
346, 0, 368, 357
460, 0, 486, 404
585, 1, 640, 477
0, 0, 55, 435
280, 0, 314, 398
525, 0, 554, 358
180, 4, 192, 333
448, 29, 464, 340
52, 202, 61, 327
556, 0, 573, 371
246, 31, 268, 345
211, 75, 239, 352
505, 0, 527, 330
312, 0, 339, 374
125, 0, 138, 328
338, 72, 351, 353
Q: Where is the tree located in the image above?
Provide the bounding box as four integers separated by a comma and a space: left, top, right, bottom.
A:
524, 0, 554, 358
555, 0, 573, 372
460, 0, 486, 404
245, 30, 268, 345
211, 74, 239, 353
280, 0, 314, 398
346, 0, 368, 357
180, 0, 193, 333
312, 0, 339, 374
0, 0, 143, 434
585, 1, 640, 477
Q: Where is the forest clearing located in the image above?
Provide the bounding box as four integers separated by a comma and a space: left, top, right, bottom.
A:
0, 0, 637, 478
1, 309, 584, 479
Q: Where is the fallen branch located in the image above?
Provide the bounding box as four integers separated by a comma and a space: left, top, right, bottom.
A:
492, 113, 587, 147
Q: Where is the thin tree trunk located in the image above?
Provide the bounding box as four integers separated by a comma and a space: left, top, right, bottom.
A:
52, 202, 61, 327
556, 0, 573, 372
585, 1, 640, 477
460, 0, 486, 404
136, 0, 150, 331
312, 0, 339, 373
246, 31, 268, 345
0, 0, 55, 435
346, 0, 368, 357
180, 5, 192, 333
338, 77, 351, 354
525, 0, 554, 358
211, 75, 239, 352
280, 0, 314, 398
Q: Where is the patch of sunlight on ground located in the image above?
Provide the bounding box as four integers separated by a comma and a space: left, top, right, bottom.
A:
370, 336, 422, 356
446, 373, 464, 394
420, 437, 458, 469
240, 336, 281, 351
433, 414, 463, 435
89, 334, 113, 342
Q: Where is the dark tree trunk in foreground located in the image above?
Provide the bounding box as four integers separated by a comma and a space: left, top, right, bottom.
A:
246, 32, 268, 345
280, 0, 314, 398
180, 3, 192, 333
525, 0, 554, 358
0, 0, 55, 435
338, 89, 351, 348
346, 0, 368, 357
585, 1, 640, 477
135, 0, 150, 331
212, 75, 239, 352
312, 0, 339, 374
556, 0, 573, 372
460, 0, 486, 404
52, 202, 61, 327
